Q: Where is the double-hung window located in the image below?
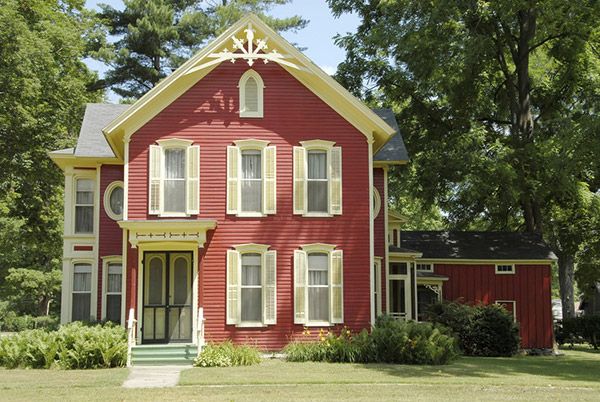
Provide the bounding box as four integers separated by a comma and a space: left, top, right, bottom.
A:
104, 262, 122, 323
294, 244, 343, 325
72, 263, 92, 321
149, 139, 200, 216
226, 245, 277, 326
293, 140, 342, 216
75, 179, 94, 233
227, 140, 276, 216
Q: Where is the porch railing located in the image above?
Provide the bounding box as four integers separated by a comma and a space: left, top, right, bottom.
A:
126, 308, 137, 367
197, 307, 206, 357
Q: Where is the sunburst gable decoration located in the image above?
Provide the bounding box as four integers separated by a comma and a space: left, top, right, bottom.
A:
186, 23, 308, 74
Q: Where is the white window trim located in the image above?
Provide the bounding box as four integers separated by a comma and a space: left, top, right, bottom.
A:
232, 243, 273, 328
101, 256, 122, 322
373, 257, 383, 317
68, 259, 97, 322
373, 187, 381, 219
495, 264, 516, 275
300, 140, 336, 217
73, 174, 96, 236
154, 138, 194, 217
233, 139, 270, 217
495, 300, 517, 322
103, 181, 124, 221
239, 69, 264, 118
387, 260, 413, 320
300, 243, 338, 327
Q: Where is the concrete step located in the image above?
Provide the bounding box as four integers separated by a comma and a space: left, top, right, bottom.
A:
131, 344, 198, 366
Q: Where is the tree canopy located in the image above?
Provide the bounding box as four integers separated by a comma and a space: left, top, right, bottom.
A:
328, 0, 600, 316
96, 0, 308, 98
0, 0, 102, 299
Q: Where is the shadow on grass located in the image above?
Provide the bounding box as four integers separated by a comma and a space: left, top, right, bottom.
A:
358, 348, 600, 384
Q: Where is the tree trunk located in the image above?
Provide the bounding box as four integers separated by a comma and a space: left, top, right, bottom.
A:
558, 254, 576, 319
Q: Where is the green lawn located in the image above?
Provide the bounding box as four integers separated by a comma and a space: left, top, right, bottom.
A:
1, 348, 599, 401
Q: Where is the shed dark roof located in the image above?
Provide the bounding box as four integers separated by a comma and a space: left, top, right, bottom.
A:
372, 108, 409, 163
74, 103, 129, 158
400, 231, 557, 261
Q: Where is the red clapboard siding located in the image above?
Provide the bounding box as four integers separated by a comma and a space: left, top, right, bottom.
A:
373, 168, 386, 313
97, 164, 124, 319
125, 61, 371, 349
434, 264, 553, 349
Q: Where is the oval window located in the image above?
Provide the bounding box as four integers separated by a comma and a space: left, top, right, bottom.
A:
104, 181, 124, 220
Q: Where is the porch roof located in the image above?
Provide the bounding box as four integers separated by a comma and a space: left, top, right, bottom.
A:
118, 219, 217, 248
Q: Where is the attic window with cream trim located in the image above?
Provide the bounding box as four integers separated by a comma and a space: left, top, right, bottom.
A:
239, 69, 264, 118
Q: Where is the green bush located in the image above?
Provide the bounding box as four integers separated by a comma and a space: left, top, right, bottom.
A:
285, 320, 457, 365
194, 341, 261, 367
0, 322, 127, 369
285, 328, 373, 363
426, 301, 521, 357
0, 302, 59, 332
556, 315, 600, 349
370, 316, 458, 364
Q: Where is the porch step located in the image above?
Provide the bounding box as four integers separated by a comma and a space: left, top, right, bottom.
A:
131, 344, 198, 366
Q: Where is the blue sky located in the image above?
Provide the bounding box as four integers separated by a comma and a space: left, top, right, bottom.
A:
85, 0, 359, 100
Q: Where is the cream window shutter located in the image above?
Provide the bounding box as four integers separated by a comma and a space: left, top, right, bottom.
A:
186, 145, 200, 215
226, 146, 239, 214
330, 250, 344, 324
263, 250, 277, 325
329, 147, 342, 215
226, 250, 240, 325
263, 146, 276, 214
293, 146, 307, 214
148, 145, 162, 215
293, 249, 308, 324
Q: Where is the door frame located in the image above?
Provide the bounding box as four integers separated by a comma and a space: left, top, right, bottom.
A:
141, 251, 193, 344
136, 242, 199, 345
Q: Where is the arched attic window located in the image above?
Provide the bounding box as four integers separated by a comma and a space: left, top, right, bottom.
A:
239, 69, 264, 118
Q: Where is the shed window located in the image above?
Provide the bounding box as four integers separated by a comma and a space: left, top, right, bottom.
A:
495, 264, 515, 274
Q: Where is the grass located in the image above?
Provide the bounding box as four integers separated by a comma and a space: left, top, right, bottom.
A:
1, 347, 599, 401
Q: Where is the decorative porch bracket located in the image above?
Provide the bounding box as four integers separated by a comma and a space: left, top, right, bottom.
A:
185, 22, 309, 75
118, 219, 218, 248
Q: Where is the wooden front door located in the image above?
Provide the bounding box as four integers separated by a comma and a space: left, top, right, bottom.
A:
142, 252, 193, 344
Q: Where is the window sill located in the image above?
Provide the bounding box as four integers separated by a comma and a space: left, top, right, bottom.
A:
158, 213, 191, 218
302, 213, 334, 218
235, 322, 267, 328
236, 212, 267, 218
239, 114, 264, 119
495, 271, 515, 275
303, 321, 334, 327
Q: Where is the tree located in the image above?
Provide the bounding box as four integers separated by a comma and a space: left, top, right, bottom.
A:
328, 0, 600, 317
96, 0, 308, 98
3, 268, 62, 316
0, 1, 102, 292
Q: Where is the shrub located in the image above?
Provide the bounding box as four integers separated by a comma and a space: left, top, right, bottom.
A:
0, 302, 59, 332
285, 328, 374, 363
0, 322, 127, 369
370, 316, 458, 365
556, 315, 600, 349
426, 301, 521, 357
285, 320, 457, 365
194, 341, 261, 367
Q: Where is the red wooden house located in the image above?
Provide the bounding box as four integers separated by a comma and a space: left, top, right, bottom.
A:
50, 15, 556, 364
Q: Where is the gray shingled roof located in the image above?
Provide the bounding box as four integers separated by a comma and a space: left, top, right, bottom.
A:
399, 231, 557, 261
65, 104, 406, 160
74, 103, 129, 157
372, 108, 409, 163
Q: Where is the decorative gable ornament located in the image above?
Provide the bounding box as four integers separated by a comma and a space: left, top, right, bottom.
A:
189, 23, 307, 74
